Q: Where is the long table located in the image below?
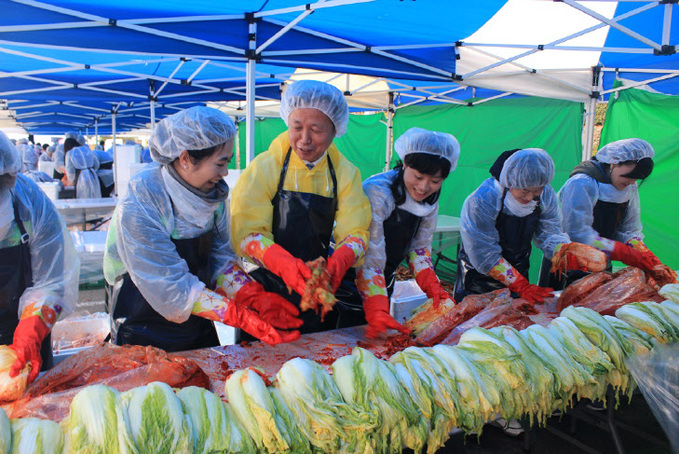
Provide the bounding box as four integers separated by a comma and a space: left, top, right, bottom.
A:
53, 197, 117, 228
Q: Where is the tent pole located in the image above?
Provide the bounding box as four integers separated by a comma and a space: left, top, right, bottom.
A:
384, 92, 394, 172
582, 97, 596, 162
95, 119, 98, 145
112, 111, 118, 196
245, 17, 257, 167
235, 119, 241, 170
150, 99, 156, 131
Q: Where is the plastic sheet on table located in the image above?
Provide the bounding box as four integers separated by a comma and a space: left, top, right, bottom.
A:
627, 343, 679, 454
180, 325, 406, 399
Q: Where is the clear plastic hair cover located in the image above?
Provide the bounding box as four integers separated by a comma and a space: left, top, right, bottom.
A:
499, 148, 555, 189
280, 80, 349, 137
149, 106, 236, 165
394, 127, 461, 170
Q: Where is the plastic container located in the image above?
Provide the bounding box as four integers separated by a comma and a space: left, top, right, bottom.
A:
390, 279, 427, 324
51, 312, 110, 364
37, 181, 60, 201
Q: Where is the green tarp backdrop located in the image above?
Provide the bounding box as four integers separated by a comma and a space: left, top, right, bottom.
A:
600, 88, 679, 270
235, 96, 584, 282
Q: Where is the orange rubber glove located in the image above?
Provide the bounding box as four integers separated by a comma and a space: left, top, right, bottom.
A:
507, 274, 554, 304
193, 289, 300, 345
414, 268, 451, 308
224, 302, 301, 345
326, 244, 356, 293
233, 281, 303, 330
10, 315, 50, 383
610, 241, 656, 271
261, 243, 312, 295
363, 295, 410, 338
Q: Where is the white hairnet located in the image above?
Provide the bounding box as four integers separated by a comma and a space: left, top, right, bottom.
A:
149, 106, 237, 165
499, 148, 555, 189
0, 131, 21, 176
595, 138, 654, 164
280, 80, 349, 137
76, 135, 86, 146
17, 138, 28, 145
394, 127, 460, 170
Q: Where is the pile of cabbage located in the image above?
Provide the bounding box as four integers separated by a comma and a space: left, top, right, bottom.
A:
2, 283, 679, 454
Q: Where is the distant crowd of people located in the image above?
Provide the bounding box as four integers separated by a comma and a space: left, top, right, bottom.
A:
10, 132, 152, 199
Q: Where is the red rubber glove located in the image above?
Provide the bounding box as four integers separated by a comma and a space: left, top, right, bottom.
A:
610, 241, 656, 271
507, 274, 554, 305
233, 281, 303, 330
326, 244, 356, 293
9, 315, 50, 383
261, 243, 312, 295
414, 268, 451, 308
363, 295, 410, 339
222, 302, 301, 346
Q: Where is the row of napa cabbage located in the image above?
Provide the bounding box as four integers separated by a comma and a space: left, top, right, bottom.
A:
3, 283, 679, 454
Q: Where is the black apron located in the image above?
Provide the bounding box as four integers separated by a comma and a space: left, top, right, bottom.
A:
539, 161, 625, 289
249, 148, 345, 334
0, 195, 52, 370
106, 230, 219, 352
382, 206, 422, 297
454, 189, 541, 301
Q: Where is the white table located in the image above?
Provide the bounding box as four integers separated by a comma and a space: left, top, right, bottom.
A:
53, 197, 118, 228
433, 214, 461, 255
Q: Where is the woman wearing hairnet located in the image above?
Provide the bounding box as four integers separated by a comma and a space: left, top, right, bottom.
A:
230, 80, 371, 334
104, 106, 301, 351
66, 145, 101, 199
455, 148, 602, 303
0, 131, 80, 384
357, 128, 459, 337
551, 138, 667, 286
16, 139, 38, 173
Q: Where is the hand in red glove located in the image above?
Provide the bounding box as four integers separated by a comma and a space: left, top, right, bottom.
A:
326, 244, 356, 293
233, 281, 303, 330
363, 295, 410, 339
414, 268, 452, 308
610, 241, 656, 271
222, 301, 301, 346
261, 243, 312, 295
507, 274, 554, 305
9, 315, 50, 383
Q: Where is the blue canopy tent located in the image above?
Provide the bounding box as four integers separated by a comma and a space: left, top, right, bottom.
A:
0, 0, 506, 151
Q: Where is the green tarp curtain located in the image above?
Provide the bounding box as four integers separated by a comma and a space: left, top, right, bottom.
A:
235, 96, 583, 282
600, 87, 679, 270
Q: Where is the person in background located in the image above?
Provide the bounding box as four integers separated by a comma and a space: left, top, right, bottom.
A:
455, 148, 601, 303
16, 139, 38, 173
52, 143, 66, 181
552, 138, 666, 287
39, 145, 54, 162
140, 146, 153, 163
66, 144, 101, 199
103, 106, 301, 352
0, 131, 80, 384
93, 143, 114, 197
99, 140, 105, 150
357, 127, 460, 337
230, 80, 371, 334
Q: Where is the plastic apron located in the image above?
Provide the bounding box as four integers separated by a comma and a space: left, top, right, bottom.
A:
540, 162, 625, 289
106, 230, 219, 352
382, 206, 422, 297
0, 195, 53, 370
249, 148, 341, 334
454, 189, 541, 301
